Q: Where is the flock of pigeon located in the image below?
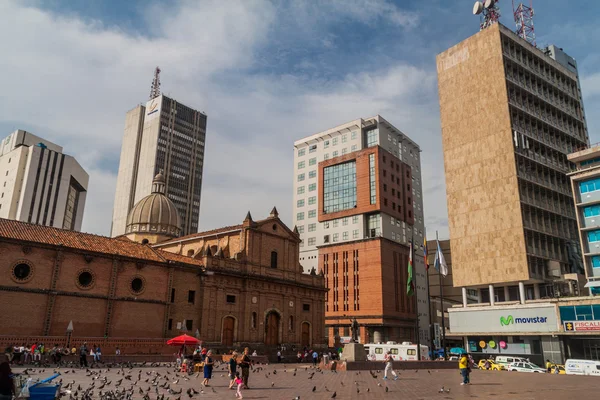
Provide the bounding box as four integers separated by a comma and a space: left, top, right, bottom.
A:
16, 361, 448, 399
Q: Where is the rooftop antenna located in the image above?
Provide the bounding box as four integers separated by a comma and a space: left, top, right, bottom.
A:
473, 0, 501, 31
513, 0, 536, 47
149, 66, 161, 100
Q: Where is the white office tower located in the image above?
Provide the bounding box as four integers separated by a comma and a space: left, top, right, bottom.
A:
0, 130, 89, 231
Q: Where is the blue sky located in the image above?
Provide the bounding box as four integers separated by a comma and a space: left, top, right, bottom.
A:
1, 0, 599, 238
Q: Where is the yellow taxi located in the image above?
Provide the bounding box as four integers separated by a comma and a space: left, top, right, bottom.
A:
478, 359, 506, 371
550, 364, 566, 374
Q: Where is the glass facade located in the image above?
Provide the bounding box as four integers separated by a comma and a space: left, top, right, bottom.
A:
584, 205, 600, 217
369, 154, 376, 204
367, 213, 381, 237
323, 161, 357, 214
580, 178, 600, 193
366, 128, 379, 147
587, 230, 600, 243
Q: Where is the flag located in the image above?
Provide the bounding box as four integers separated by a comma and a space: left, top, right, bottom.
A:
407, 241, 414, 296
434, 239, 448, 277
423, 235, 429, 271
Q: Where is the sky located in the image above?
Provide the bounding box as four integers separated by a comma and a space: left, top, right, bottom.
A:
1, 0, 599, 239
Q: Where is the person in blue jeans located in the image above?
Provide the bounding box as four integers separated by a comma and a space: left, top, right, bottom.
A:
459, 354, 470, 385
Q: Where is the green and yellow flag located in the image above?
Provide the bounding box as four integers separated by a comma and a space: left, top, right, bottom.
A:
407, 240, 414, 296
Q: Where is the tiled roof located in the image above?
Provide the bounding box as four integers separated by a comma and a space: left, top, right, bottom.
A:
159, 224, 243, 244
0, 218, 202, 265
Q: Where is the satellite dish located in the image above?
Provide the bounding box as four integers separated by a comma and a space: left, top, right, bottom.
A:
484, 0, 495, 9
473, 1, 484, 15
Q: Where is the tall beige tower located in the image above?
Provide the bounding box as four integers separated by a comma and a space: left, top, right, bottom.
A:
437, 23, 588, 301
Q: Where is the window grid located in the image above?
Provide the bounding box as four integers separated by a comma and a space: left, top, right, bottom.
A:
323, 161, 357, 214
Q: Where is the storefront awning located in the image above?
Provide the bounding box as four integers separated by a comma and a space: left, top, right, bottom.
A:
584, 281, 600, 288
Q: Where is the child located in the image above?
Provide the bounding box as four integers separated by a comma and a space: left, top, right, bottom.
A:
234, 372, 243, 399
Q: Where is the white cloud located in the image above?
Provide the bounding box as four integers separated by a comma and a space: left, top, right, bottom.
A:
0, 0, 448, 239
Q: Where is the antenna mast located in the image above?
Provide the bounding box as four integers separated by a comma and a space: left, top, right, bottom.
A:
149, 66, 161, 100
513, 0, 536, 47
473, 0, 501, 31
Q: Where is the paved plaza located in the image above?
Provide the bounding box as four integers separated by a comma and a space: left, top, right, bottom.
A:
12, 362, 600, 399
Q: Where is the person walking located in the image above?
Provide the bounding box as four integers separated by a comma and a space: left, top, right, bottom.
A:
240, 347, 251, 389
277, 350, 282, 363
459, 353, 470, 385
0, 362, 15, 400
228, 352, 238, 390
312, 350, 318, 367
79, 343, 88, 368
383, 351, 398, 380
546, 359, 552, 373
202, 350, 214, 386
234, 372, 243, 399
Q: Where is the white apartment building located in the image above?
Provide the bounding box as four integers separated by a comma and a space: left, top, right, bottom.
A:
293, 115, 430, 344
0, 130, 88, 231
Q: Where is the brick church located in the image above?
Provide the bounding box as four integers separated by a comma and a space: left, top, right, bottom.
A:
0, 174, 326, 353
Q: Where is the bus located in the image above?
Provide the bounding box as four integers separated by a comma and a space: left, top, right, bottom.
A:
364, 342, 430, 361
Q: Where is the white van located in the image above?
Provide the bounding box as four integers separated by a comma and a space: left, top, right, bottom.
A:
495, 356, 529, 367
364, 342, 429, 361
565, 359, 600, 376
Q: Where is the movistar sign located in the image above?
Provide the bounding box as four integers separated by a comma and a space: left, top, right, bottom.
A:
500, 315, 548, 326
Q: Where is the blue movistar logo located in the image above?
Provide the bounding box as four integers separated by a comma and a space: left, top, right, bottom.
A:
500, 315, 547, 326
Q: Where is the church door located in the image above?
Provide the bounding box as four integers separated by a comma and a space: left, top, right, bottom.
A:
222, 317, 235, 347
265, 312, 280, 346
301, 322, 310, 347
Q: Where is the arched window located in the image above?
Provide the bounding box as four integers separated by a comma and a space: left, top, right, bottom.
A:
289, 315, 294, 331
271, 251, 278, 268
187, 249, 195, 257
251, 312, 257, 329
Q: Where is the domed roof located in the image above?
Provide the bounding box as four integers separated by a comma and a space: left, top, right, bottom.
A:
125, 173, 181, 238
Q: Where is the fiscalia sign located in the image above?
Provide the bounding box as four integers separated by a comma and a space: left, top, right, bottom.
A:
500, 315, 548, 326
564, 321, 600, 332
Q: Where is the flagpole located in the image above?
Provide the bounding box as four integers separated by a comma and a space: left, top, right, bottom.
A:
425, 237, 434, 358
412, 232, 421, 360
437, 230, 447, 361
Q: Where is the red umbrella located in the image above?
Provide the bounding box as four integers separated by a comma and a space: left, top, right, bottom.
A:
167, 334, 200, 346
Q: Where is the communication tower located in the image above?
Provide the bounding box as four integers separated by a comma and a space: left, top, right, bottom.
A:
149, 66, 161, 100
513, 0, 536, 47
472, 0, 501, 31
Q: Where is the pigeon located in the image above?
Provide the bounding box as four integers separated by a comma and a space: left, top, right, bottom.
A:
385, 387, 389, 393
312, 386, 316, 392
271, 382, 275, 387
446, 388, 451, 393
357, 388, 360, 394
439, 387, 445, 393
331, 392, 337, 398
367, 388, 370, 392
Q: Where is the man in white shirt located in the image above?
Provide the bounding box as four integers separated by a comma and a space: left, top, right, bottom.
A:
383, 351, 398, 380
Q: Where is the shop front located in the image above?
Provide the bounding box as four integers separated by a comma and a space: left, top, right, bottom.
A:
448, 304, 562, 365
560, 304, 600, 360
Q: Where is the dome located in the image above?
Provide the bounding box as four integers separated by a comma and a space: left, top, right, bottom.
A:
125, 173, 181, 238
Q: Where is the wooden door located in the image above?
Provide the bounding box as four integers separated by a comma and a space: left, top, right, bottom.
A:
222, 317, 234, 347
301, 322, 310, 347
265, 313, 279, 345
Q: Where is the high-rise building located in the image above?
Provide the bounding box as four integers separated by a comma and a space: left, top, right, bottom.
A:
0, 130, 88, 231
293, 115, 429, 346
111, 94, 207, 237
437, 23, 589, 303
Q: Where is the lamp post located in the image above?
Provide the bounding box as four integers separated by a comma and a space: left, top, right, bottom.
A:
66, 320, 74, 348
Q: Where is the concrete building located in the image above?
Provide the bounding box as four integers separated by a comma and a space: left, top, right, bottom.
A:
111, 94, 207, 237
437, 23, 589, 304
0, 130, 88, 231
293, 115, 429, 346
567, 144, 600, 294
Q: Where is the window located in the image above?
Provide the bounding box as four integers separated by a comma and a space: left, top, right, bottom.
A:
324, 140, 330, 148
297, 212, 305, 220
588, 230, 600, 243
333, 151, 338, 157
226, 295, 236, 304
333, 219, 339, 227
131, 278, 144, 293
324, 153, 329, 160
407, 349, 416, 356
341, 148, 347, 155
353, 229, 359, 239
384, 198, 388, 206
366, 128, 378, 147
303, 304, 310, 311
383, 169, 386, 177
297, 225, 304, 233
367, 214, 381, 237
297, 199, 305, 207
323, 161, 357, 213
392, 188, 395, 196
309, 183, 316, 191
353, 215, 359, 223
188, 290, 196, 304
298, 148, 306, 157
308, 209, 316, 218
375, 347, 383, 354
171, 288, 176, 302
343, 232, 348, 240
592, 256, 600, 268
324, 221, 329, 229
297, 173, 305, 182
12, 263, 32, 282
289, 316, 294, 331
309, 157, 317, 166
309, 144, 317, 153
351, 145, 357, 151
324, 235, 330, 243
308, 223, 316, 232
392, 232, 396, 240
185, 320, 193, 330
351, 131, 357, 140
343, 217, 349, 226
298, 161, 306, 169
332, 137, 338, 146
168, 319, 173, 330
309, 170, 316, 179
333, 233, 339, 242
584, 205, 600, 217
251, 312, 257, 329
78, 271, 94, 288
308, 196, 316, 205
297, 186, 305, 195
308, 237, 316, 246
369, 154, 376, 204
392, 202, 396, 210
269, 251, 278, 268
582, 179, 600, 193
383, 184, 387, 192
342, 135, 347, 143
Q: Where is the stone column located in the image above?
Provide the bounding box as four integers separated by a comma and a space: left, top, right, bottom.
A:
489, 285, 495, 306
534, 283, 540, 300
477, 289, 482, 303
373, 329, 382, 344
519, 282, 526, 304
504, 286, 510, 302
462, 287, 468, 307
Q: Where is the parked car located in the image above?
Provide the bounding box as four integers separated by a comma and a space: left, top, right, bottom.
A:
478, 359, 505, 371
550, 364, 566, 374
495, 356, 529, 367
507, 362, 546, 373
